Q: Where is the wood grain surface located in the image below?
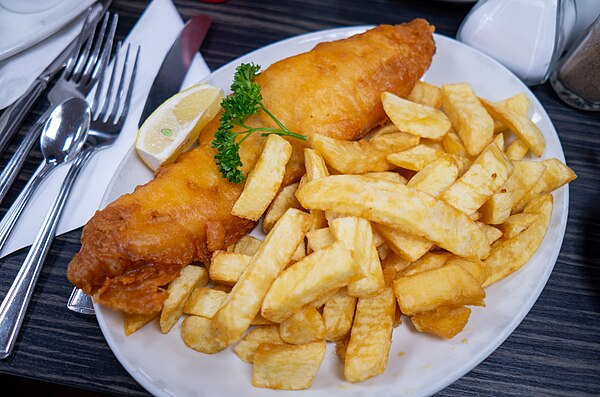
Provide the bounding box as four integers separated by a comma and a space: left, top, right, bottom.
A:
0, 0, 598, 396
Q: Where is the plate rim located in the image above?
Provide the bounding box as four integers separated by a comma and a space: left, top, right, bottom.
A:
94, 25, 569, 397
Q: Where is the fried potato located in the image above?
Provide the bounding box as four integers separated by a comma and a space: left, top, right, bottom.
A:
369, 131, 421, 152
304, 148, 330, 230
309, 287, 340, 308
411, 306, 471, 339
330, 217, 385, 297
512, 158, 576, 212
336, 336, 350, 362
505, 138, 529, 161
183, 287, 227, 318
382, 91, 451, 140
493, 93, 530, 133
209, 251, 251, 285
480, 98, 545, 156
279, 306, 326, 344
502, 160, 546, 214
375, 223, 433, 262
231, 235, 263, 256
445, 256, 490, 286
306, 227, 334, 253
124, 311, 159, 336
484, 194, 553, 287
382, 252, 411, 273
493, 132, 505, 150
398, 252, 453, 276
263, 182, 301, 233
387, 143, 445, 171
233, 325, 283, 363
297, 175, 490, 258
344, 288, 396, 382
213, 208, 311, 345
160, 265, 208, 333
232, 134, 292, 221
479, 192, 514, 225
310, 133, 392, 173
363, 171, 408, 184
262, 242, 359, 322
407, 154, 459, 196
251, 313, 275, 326
291, 239, 306, 262
442, 131, 469, 158
253, 341, 326, 390
441, 83, 494, 156
479, 222, 503, 245
182, 316, 227, 354
393, 264, 485, 315
440, 143, 513, 215
498, 213, 540, 240
323, 288, 357, 341
377, 242, 392, 261
407, 80, 442, 109
372, 227, 385, 247
363, 123, 399, 140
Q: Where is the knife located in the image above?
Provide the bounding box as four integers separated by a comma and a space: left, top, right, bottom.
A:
0, 0, 112, 159
67, 14, 213, 316
138, 14, 212, 126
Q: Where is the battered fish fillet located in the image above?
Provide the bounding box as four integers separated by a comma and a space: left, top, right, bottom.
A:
67, 19, 436, 314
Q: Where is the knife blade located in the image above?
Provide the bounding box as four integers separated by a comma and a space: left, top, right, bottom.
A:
138, 14, 212, 127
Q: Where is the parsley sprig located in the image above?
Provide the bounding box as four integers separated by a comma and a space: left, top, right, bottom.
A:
212, 63, 307, 183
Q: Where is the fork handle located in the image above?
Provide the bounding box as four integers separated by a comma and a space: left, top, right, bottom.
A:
0, 148, 93, 359
0, 109, 51, 207
0, 79, 48, 159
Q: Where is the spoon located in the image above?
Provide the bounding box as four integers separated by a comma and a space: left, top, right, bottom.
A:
0, 98, 90, 256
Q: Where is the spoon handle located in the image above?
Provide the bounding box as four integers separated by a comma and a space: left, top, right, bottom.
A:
0, 148, 93, 359
0, 163, 54, 256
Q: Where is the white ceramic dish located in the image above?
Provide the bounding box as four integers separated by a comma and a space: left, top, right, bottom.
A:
0, 0, 95, 61
95, 26, 569, 397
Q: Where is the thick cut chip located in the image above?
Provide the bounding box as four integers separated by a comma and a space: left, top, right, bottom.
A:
306, 227, 335, 253
480, 98, 545, 156
310, 133, 392, 173
363, 171, 408, 184
387, 144, 445, 171
233, 325, 283, 363
502, 160, 546, 214
182, 316, 227, 354
323, 288, 357, 341
374, 224, 434, 262
363, 123, 399, 141
279, 306, 326, 344
407, 154, 459, 197
297, 175, 491, 259
336, 336, 350, 362
330, 217, 385, 297
480, 192, 514, 225
505, 138, 529, 161
440, 143, 513, 215
512, 158, 576, 212
484, 194, 553, 286
291, 239, 306, 262
377, 243, 392, 261
498, 213, 540, 240
479, 222, 502, 245
493, 132, 505, 150
252, 314, 275, 325
382, 252, 411, 273
212, 208, 311, 345
262, 242, 359, 322
263, 182, 301, 233
231, 134, 292, 221
160, 265, 208, 333
382, 91, 451, 140
411, 306, 471, 339
344, 288, 396, 382
253, 341, 326, 390
492, 93, 530, 133
407, 80, 442, 109
369, 131, 421, 152
183, 287, 228, 318
304, 148, 330, 230
231, 235, 263, 256
441, 83, 494, 156
309, 288, 340, 308
446, 256, 489, 286
398, 252, 453, 276
124, 312, 159, 336
442, 131, 469, 158
393, 264, 485, 315
209, 251, 251, 285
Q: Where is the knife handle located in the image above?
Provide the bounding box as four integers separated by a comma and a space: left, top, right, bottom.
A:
0, 78, 48, 158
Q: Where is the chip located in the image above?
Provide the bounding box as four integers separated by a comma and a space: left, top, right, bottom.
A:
181, 316, 227, 354
124, 312, 159, 336
479, 192, 514, 225
505, 138, 529, 161
411, 306, 471, 339
233, 325, 283, 363
407, 80, 442, 109
279, 306, 326, 344
263, 182, 301, 233
387, 143, 445, 171
209, 251, 251, 285
323, 288, 357, 341
183, 287, 228, 318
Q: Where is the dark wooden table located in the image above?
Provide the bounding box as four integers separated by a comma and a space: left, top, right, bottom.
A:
0, 0, 598, 395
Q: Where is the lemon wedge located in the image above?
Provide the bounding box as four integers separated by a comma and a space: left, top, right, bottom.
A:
135, 82, 224, 171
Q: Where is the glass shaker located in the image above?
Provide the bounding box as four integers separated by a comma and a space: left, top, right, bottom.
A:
550, 15, 600, 111
457, 0, 577, 86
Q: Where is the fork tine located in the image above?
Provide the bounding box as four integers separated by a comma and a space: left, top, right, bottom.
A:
70, 17, 98, 82
64, 8, 96, 79
116, 45, 140, 127
90, 13, 118, 84
80, 12, 110, 86
111, 43, 131, 123
97, 41, 122, 122
90, 25, 116, 116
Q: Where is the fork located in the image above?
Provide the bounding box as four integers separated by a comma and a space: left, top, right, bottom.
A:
0, 43, 140, 359
0, 12, 118, 256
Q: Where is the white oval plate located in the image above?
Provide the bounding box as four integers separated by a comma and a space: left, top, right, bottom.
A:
95, 27, 569, 397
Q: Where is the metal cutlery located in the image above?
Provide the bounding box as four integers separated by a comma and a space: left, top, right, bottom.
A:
0, 43, 140, 359
67, 14, 213, 315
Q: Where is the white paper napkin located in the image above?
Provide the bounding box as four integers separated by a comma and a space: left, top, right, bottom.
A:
0, 0, 211, 258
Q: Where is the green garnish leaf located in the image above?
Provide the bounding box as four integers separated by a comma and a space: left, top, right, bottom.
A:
161, 128, 173, 137
212, 63, 307, 183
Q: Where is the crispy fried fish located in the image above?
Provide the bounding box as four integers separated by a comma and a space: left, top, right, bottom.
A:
67, 19, 436, 314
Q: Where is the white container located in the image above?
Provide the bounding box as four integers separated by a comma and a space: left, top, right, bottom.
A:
457, 0, 577, 85
0, 0, 65, 14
